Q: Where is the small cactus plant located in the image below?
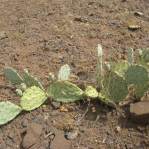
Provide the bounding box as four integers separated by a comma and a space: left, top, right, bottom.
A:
4, 67, 23, 85
58, 64, 71, 81
47, 81, 83, 103
102, 71, 128, 102
139, 48, 149, 63
127, 48, 134, 65
20, 86, 47, 111
0, 101, 22, 125
23, 69, 44, 90
84, 85, 98, 98
96, 44, 104, 88
138, 48, 149, 67
124, 65, 149, 98
111, 60, 129, 77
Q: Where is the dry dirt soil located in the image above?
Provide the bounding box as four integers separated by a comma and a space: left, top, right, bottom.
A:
0, 0, 149, 149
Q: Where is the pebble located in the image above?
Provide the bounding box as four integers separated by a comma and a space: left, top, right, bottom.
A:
130, 101, 149, 116
134, 11, 144, 17
51, 101, 61, 109
50, 130, 71, 149
0, 31, 8, 40
22, 123, 43, 149
64, 129, 79, 140
130, 101, 149, 123
115, 126, 121, 133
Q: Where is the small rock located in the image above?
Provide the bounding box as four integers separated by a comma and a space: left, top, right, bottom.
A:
22, 133, 37, 149
50, 131, 71, 149
51, 101, 61, 109
29, 123, 43, 136
130, 101, 149, 116
130, 101, 149, 123
64, 129, 79, 140
74, 16, 88, 23
22, 123, 43, 149
115, 126, 121, 133
7, 131, 14, 140
0, 31, 8, 40
134, 11, 144, 17
128, 24, 141, 30
91, 107, 96, 113
60, 106, 68, 112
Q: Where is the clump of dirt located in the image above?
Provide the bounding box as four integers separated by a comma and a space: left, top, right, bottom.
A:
0, 0, 149, 148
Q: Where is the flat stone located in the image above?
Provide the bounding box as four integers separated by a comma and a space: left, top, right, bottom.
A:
22, 123, 43, 149
50, 130, 71, 149
130, 101, 149, 116
130, 101, 149, 123
51, 101, 61, 109
64, 129, 79, 140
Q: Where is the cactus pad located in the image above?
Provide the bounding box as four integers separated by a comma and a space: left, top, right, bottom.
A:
140, 48, 149, 63
23, 69, 44, 90
102, 72, 128, 102
125, 65, 149, 98
4, 67, 23, 85
84, 86, 98, 98
20, 86, 47, 111
0, 101, 22, 125
58, 64, 71, 81
111, 61, 129, 77
47, 81, 83, 103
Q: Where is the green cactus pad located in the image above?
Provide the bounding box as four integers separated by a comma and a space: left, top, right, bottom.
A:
84, 86, 98, 98
98, 91, 116, 107
140, 48, 149, 63
98, 91, 109, 103
111, 61, 129, 77
102, 72, 128, 102
20, 86, 47, 111
0, 101, 22, 125
58, 64, 71, 81
125, 65, 149, 98
4, 67, 23, 85
23, 69, 44, 90
127, 48, 134, 64
47, 81, 83, 103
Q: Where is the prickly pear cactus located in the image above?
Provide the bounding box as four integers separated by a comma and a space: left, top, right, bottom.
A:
4, 67, 23, 85
111, 60, 129, 77
127, 48, 134, 64
140, 48, 149, 63
84, 86, 98, 98
138, 48, 149, 68
0, 101, 22, 125
20, 86, 47, 111
125, 65, 149, 98
102, 71, 128, 102
58, 64, 71, 81
47, 81, 83, 103
98, 91, 117, 107
23, 69, 44, 90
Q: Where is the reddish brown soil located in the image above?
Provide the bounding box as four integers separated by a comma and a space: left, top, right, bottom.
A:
0, 0, 149, 148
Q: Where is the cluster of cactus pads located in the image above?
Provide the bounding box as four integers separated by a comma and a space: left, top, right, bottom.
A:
0, 47, 148, 125
0, 65, 97, 125
99, 47, 149, 103
101, 62, 149, 102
